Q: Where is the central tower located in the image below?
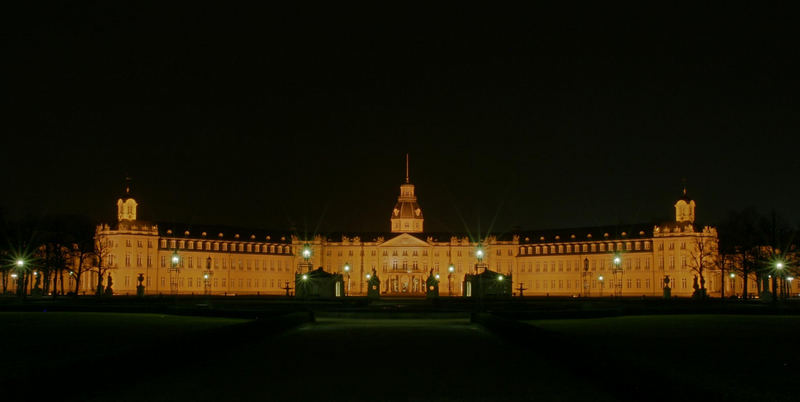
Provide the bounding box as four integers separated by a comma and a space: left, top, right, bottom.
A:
390, 154, 424, 233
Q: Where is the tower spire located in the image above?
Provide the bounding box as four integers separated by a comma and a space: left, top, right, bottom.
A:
405, 153, 409, 183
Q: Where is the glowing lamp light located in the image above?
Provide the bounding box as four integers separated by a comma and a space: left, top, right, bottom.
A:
730, 273, 735, 278
302, 247, 311, 259
435, 274, 440, 280
776, 262, 784, 270
302, 274, 308, 280
787, 276, 794, 282
366, 274, 372, 280
476, 249, 484, 258
204, 274, 209, 279
11, 273, 18, 279
33, 271, 38, 276
613, 257, 621, 265
171, 255, 179, 264
448, 265, 454, 273
598, 276, 604, 281
16, 259, 24, 267
344, 264, 350, 272
497, 275, 504, 281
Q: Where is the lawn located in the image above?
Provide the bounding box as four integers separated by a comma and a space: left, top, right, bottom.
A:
526, 315, 800, 401
0, 312, 248, 382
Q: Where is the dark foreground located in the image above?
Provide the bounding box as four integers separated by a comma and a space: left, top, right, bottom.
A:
1, 297, 799, 401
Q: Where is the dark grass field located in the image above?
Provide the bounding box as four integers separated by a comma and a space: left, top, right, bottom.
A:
0, 313, 248, 392
2, 302, 800, 401
527, 315, 800, 402
100, 317, 615, 402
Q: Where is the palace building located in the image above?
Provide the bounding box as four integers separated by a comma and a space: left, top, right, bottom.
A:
91, 165, 722, 298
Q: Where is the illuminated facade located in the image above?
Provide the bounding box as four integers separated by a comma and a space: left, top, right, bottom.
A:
89, 171, 724, 298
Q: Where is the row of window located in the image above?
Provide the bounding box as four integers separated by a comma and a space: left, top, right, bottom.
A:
124, 239, 153, 248
519, 241, 653, 256
149, 277, 290, 289
155, 255, 291, 271
525, 279, 654, 290
523, 277, 717, 291
518, 255, 692, 273
323, 248, 517, 257
159, 239, 291, 254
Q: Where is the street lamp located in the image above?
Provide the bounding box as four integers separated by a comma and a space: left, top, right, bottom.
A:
203, 256, 213, 296
773, 261, 784, 301
14, 259, 25, 298
448, 264, 455, 296
598, 275, 605, 297
612, 254, 622, 297
728, 272, 736, 298
169, 250, 180, 295
344, 263, 351, 296
302, 245, 311, 260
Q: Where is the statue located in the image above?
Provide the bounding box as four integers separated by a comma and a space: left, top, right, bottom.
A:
136, 273, 145, 297
692, 275, 707, 300
367, 268, 381, 299
426, 268, 439, 299
104, 274, 114, 296
31, 273, 43, 297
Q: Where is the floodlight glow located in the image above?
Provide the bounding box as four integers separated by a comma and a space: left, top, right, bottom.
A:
435, 274, 440, 280
497, 275, 503, 281
16, 259, 24, 267
344, 264, 350, 272
448, 265, 454, 273
613, 257, 621, 265
204, 274, 209, 279
33, 271, 38, 276
11, 273, 18, 279
788, 277, 794, 282
366, 274, 371, 279
776, 262, 784, 269
302, 247, 311, 258
598, 276, 604, 281
730, 273, 735, 278
302, 274, 308, 280
171, 255, 179, 264
476, 249, 484, 258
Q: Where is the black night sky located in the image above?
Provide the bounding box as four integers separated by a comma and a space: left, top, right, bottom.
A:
2, 4, 798, 234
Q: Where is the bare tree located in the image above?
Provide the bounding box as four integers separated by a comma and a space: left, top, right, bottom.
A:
70, 242, 95, 296
91, 234, 114, 296
715, 250, 735, 298
688, 234, 716, 298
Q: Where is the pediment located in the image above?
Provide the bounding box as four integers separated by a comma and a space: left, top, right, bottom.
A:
380, 233, 430, 248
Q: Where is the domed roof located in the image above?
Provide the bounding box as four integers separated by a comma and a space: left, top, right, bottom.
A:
392, 199, 423, 219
